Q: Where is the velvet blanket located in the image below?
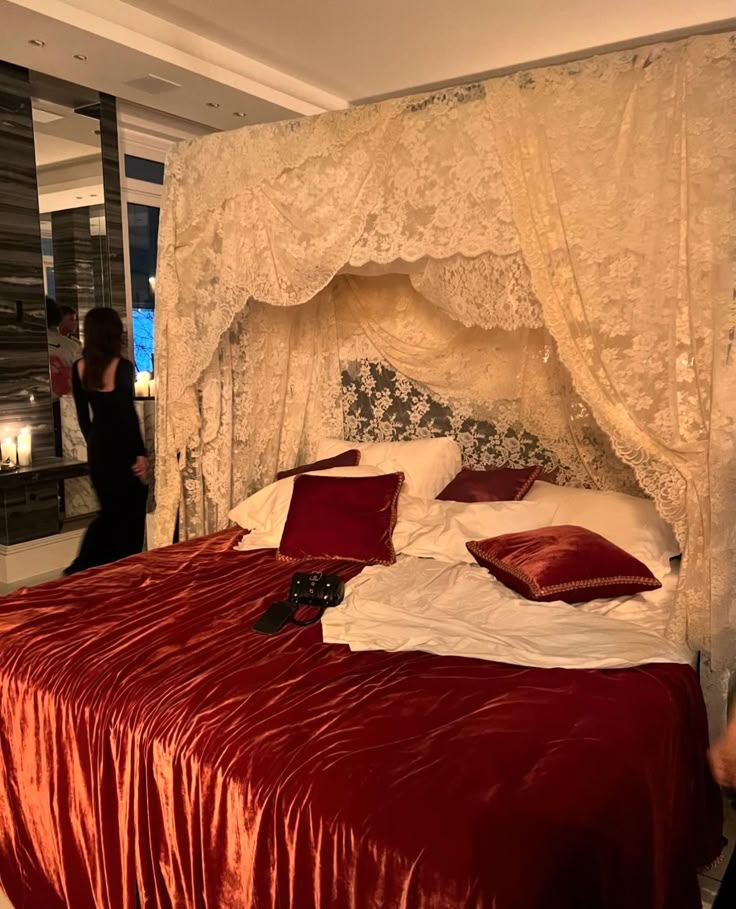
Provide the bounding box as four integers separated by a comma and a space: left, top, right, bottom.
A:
0, 530, 722, 908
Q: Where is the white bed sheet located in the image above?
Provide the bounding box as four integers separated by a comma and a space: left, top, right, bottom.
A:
322, 557, 691, 670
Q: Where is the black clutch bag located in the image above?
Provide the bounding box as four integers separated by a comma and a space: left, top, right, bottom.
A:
253, 572, 345, 635
288, 572, 345, 608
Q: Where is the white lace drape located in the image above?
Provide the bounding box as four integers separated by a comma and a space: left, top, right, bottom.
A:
153, 32, 736, 674
485, 34, 736, 669
333, 274, 635, 493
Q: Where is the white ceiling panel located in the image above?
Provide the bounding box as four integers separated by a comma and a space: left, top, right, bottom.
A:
123, 0, 735, 99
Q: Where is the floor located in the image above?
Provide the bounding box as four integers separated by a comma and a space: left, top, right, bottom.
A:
700, 798, 736, 906
0, 569, 61, 595
0, 573, 732, 908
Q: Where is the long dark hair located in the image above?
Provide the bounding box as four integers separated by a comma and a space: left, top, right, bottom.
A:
82, 308, 123, 391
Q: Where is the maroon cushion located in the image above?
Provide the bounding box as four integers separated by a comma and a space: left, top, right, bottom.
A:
278, 472, 404, 565
466, 524, 662, 604
276, 449, 361, 481
437, 466, 541, 503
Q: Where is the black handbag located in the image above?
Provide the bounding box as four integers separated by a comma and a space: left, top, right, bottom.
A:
253, 572, 345, 635
288, 572, 345, 610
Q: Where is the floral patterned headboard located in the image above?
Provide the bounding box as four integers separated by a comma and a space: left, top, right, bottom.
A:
341, 359, 569, 481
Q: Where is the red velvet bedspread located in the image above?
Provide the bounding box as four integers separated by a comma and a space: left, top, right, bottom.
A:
0, 530, 722, 909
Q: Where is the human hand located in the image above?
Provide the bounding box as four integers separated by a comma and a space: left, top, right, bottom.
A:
709, 724, 736, 790
132, 455, 148, 481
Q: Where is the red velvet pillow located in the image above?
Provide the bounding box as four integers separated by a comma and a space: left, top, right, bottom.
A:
437, 466, 541, 502
466, 524, 662, 604
276, 449, 361, 480
278, 472, 404, 565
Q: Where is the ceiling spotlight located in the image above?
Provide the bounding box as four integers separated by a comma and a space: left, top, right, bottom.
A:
28, 39, 45, 47
206, 101, 220, 108
73, 54, 88, 61
76, 196, 83, 200
233, 111, 247, 118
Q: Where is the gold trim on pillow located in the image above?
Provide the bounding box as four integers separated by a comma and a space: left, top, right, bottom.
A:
465, 541, 660, 598
513, 466, 542, 501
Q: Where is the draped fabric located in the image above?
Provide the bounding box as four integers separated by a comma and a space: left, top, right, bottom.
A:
333, 275, 637, 494
484, 36, 736, 673
153, 32, 736, 673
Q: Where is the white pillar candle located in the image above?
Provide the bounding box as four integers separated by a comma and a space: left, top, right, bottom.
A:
17, 427, 32, 467
1, 437, 17, 465
134, 371, 150, 397
148, 377, 157, 398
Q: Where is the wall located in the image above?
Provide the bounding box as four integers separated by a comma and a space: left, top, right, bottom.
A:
100, 94, 130, 354
0, 60, 54, 459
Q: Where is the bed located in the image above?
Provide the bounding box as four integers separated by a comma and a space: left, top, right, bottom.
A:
4, 31, 733, 909
0, 523, 722, 909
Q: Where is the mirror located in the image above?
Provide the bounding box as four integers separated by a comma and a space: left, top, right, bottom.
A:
30, 72, 111, 516
30, 73, 109, 407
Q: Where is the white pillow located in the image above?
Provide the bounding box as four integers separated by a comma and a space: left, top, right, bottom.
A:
229, 465, 386, 550
316, 437, 461, 500
525, 481, 679, 572
393, 496, 559, 564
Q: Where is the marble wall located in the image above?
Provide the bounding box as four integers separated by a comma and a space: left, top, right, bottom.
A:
0, 61, 54, 458
59, 395, 97, 518
51, 208, 97, 323
99, 94, 129, 354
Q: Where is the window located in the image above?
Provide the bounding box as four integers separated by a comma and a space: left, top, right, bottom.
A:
124, 154, 165, 186
127, 202, 160, 372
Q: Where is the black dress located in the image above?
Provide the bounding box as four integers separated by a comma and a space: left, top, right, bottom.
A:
68, 358, 148, 573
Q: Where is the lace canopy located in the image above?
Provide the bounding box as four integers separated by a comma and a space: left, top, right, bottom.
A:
153, 34, 736, 682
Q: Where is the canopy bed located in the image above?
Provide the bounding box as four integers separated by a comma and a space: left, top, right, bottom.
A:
0, 30, 734, 909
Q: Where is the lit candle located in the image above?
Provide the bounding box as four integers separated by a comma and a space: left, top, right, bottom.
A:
148, 377, 157, 398
1, 436, 17, 465
17, 426, 32, 467
134, 371, 150, 397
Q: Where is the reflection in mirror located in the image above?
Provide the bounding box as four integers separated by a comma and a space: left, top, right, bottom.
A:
30, 72, 110, 516
30, 74, 107, 404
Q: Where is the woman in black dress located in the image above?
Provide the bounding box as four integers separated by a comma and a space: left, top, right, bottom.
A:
66, 308, 148, 574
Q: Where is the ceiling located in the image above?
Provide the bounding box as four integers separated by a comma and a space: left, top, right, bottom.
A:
0, 0, 733, 132
122, 0, 735, 100
32, 102, 100, 166
29, 94, 103, 211
0, 0, 322, 132
34, 131, 94, 167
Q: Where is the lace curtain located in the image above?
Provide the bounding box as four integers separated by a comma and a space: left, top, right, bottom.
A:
333, 274, 635, 492
152, 31, 736, 680
485, 34, 736, 673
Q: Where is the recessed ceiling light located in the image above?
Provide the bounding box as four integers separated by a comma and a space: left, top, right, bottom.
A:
28, 39, 45, 47
206, 101, 220, 109
233, 111, 247, 118
73, 54, 88, 61
76, 196, 84, 200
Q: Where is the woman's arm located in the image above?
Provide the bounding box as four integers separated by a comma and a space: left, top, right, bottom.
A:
710, 710, 736, 790
71, 360, 92, 441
